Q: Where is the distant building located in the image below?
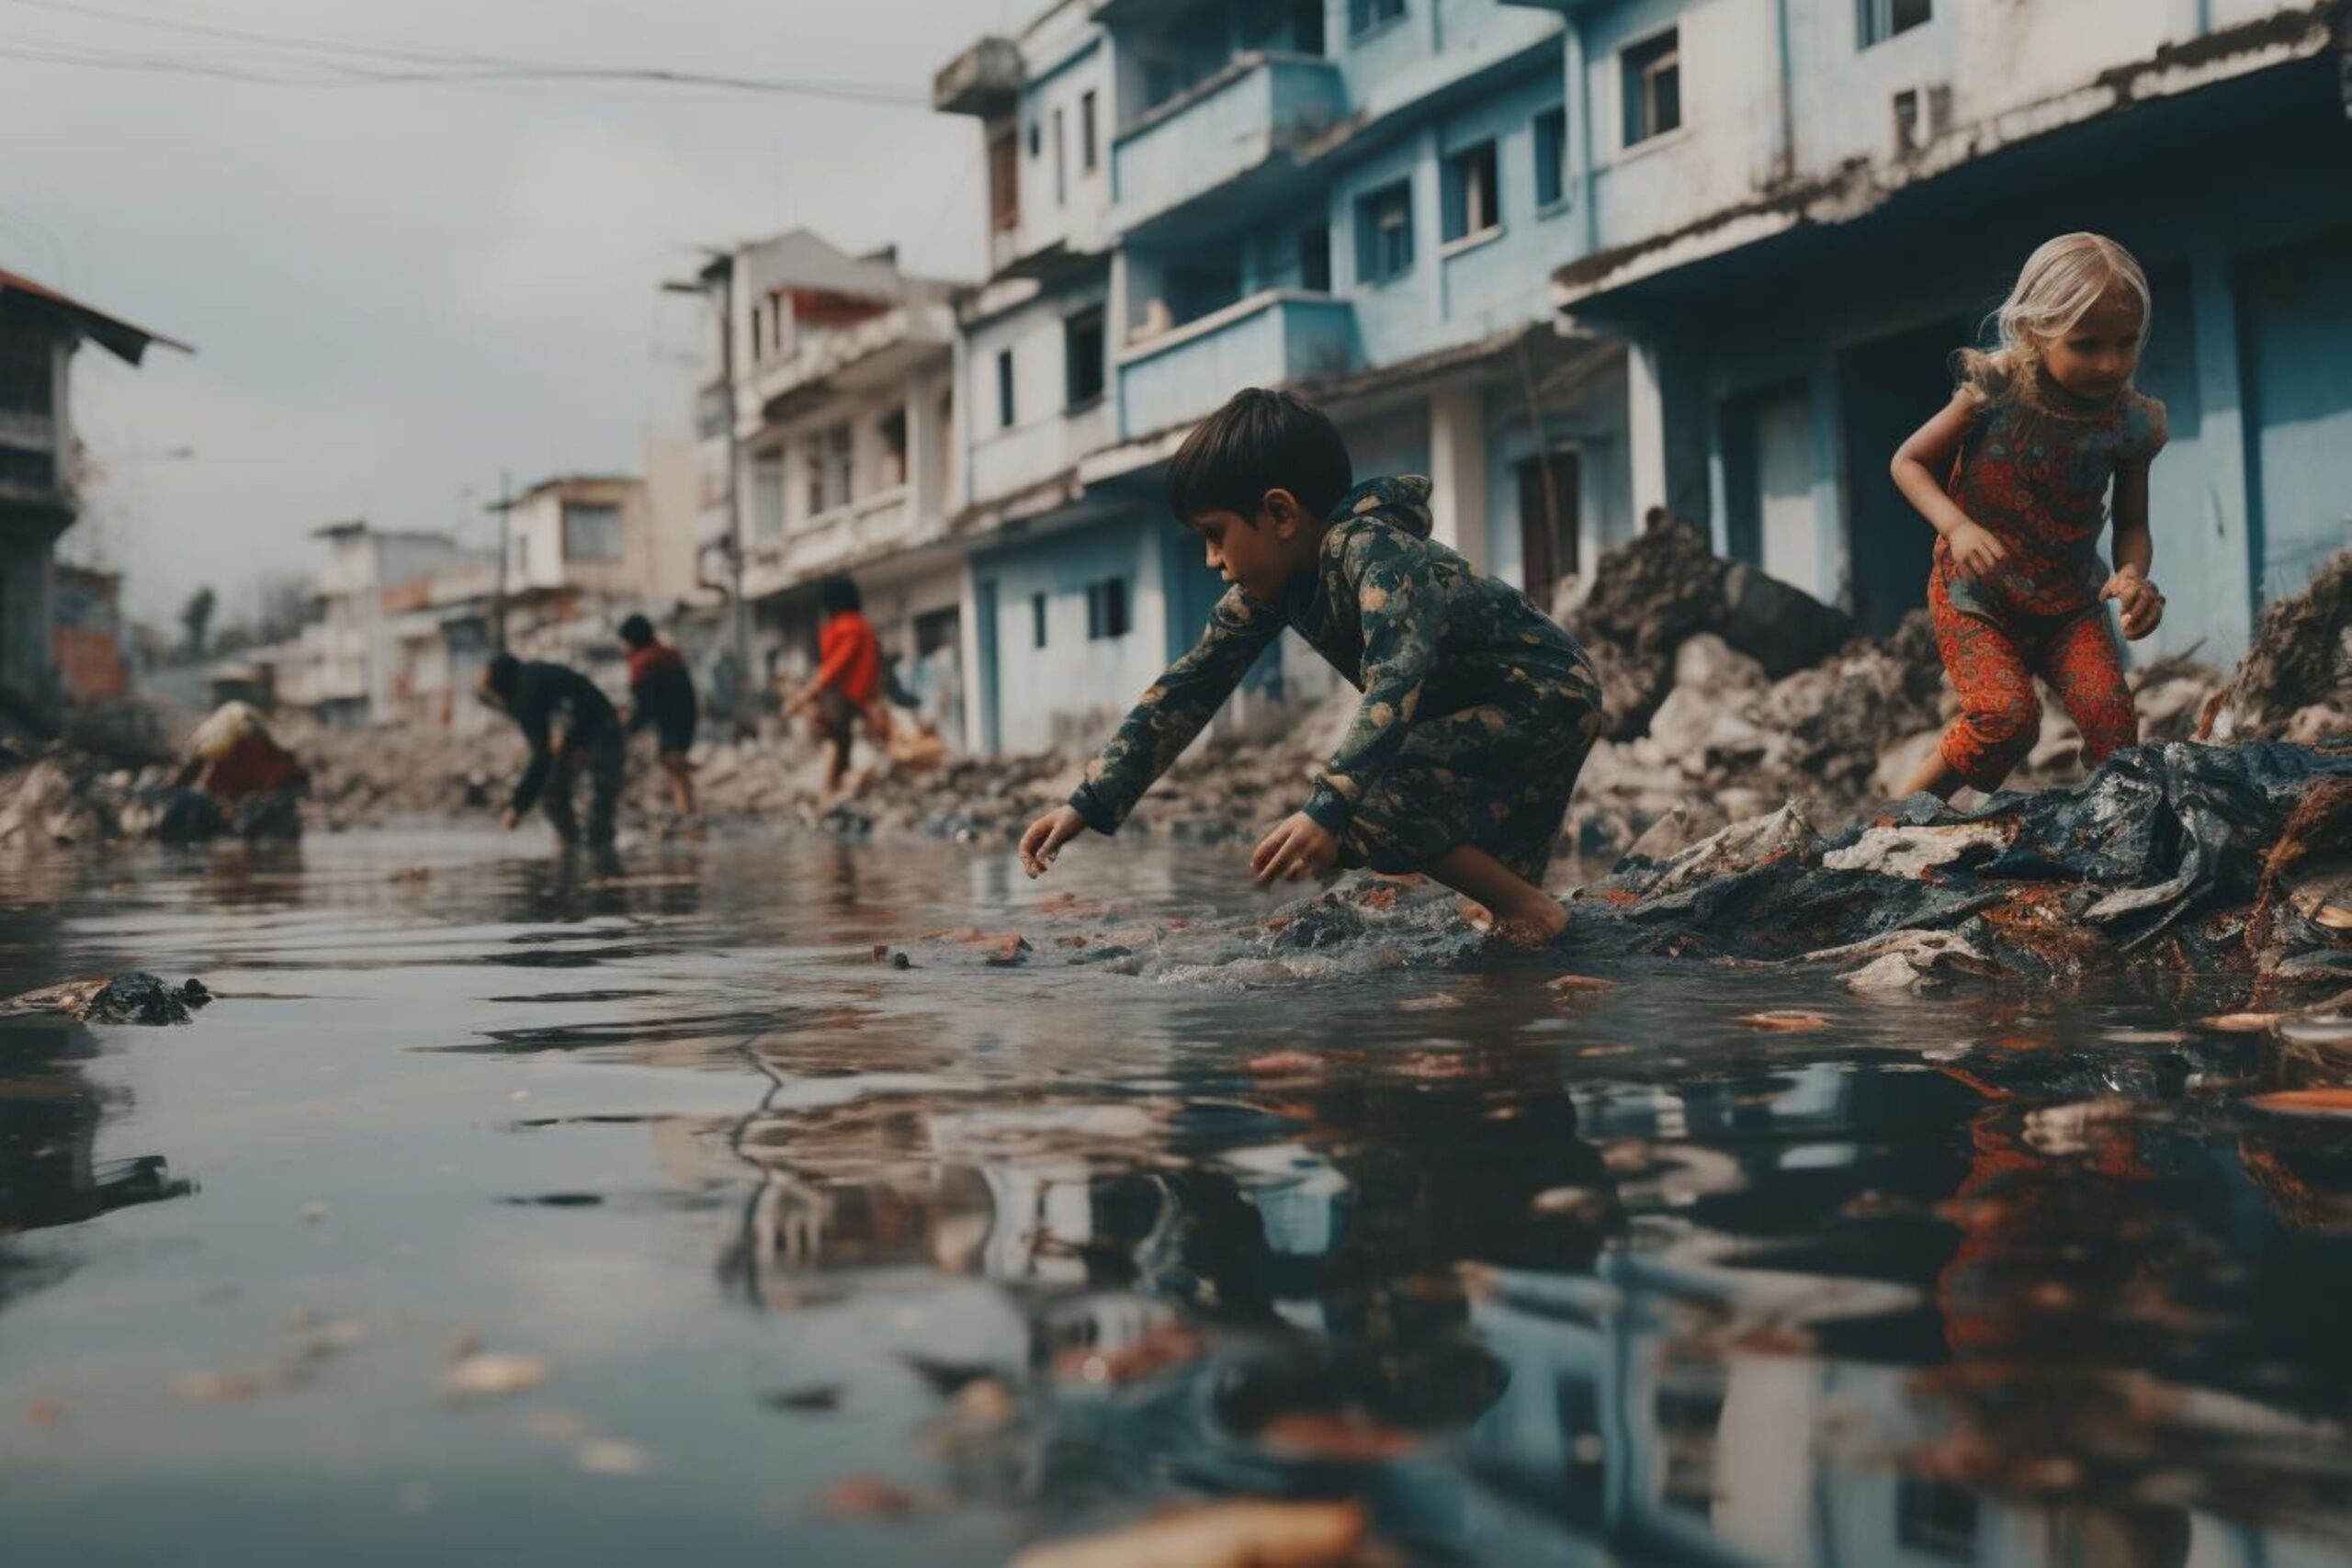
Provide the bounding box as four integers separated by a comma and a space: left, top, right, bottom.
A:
1508, 0, 2352, 653
935, 0, 1628, 753
0, 270, 187, 719
690, 231, 967, 734
274, 523, 482, 729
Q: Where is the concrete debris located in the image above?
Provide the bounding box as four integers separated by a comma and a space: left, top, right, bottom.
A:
2199, 550, 2351, 744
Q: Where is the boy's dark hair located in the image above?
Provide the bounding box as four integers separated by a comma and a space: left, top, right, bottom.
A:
1167, 387, 1352, 527
616, 613, 654, 648
485, 651, 522, 695
817, 575, 862, 615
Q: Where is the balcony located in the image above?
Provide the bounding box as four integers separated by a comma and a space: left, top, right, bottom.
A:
782, 488, 920, 580
933, 36, 1022, 118
743, 300, 955, 424
1117, 290, 1358, 438
1110, 53, 1347, 240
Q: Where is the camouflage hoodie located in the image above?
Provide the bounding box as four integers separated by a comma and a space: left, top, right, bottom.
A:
1069, 475, 1600, 838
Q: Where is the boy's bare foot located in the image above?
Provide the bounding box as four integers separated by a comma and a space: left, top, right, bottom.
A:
1491, 896, 1568, 948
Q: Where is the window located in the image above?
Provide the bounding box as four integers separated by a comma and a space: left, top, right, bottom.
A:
1080, 90, 1099, 173
1894, 1477, 1978, 1561
1354, 180, 1414, 285
1622, 28, 1681, 147
879, 406, 909, 490
1064, 308, 1106, 409
1442, 140, 1500, 243
822, 423, 854, 511
748, 303, 764, 357
996, 349, 1016, 429
1534, 107, 1567, 208
1027, 119, 1041, 158
1086, 577, 1130, 640
1859, 0, 1932, 47
1031, 592, 1048, 649
561, 502, 624, 562
1299, 225, 1332, 293
0, 344, 51, 416
752, 453, 785, 542
987, 124, 1020, 233
1053, 106, 1068, 207
0, 446, 56, 491
1348, 0, 1406, 37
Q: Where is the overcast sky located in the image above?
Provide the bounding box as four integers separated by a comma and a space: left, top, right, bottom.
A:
0, 0, 1011, 623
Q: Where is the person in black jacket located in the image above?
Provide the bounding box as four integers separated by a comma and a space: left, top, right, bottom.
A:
617, 614, 697, 818
479, 652, 625, 846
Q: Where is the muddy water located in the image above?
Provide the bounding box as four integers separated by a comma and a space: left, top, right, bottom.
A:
2, 828, 2349, 1565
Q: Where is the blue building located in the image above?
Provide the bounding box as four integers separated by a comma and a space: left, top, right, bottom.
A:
936, 0, 1632, 754
1503, 0, 2352, 655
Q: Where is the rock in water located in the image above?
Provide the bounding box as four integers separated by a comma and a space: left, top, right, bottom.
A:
0, 972, 211, 1025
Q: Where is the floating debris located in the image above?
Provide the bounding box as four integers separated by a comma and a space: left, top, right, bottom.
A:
572, 1439, 652, 1478
1738, 1011, 1831, 1032
1010, 1499, 1369, 1568
442, 1352, 550, 1400
0, 972, 212, 1026
2245, 1089, 2352, 1119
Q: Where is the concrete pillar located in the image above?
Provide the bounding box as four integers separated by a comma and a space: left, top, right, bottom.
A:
2187, 243, 2256, 660
909, 367, 944, 529
1428, 385, 1491, 571
1627, 336, 1668, 526
956, 560, 988, 754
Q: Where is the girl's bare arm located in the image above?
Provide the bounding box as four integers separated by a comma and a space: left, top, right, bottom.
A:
1889, 392, 1982, 541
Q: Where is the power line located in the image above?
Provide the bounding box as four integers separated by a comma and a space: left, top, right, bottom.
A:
0, 0, 930, 103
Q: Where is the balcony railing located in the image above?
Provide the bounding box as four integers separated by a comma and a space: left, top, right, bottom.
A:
782, 487, 918, 579
1110, 53, 1347, 237
1117, 290, 1359, 437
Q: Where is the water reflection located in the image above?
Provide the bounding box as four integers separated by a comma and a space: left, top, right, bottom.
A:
2, 833, 2349, 1565
0, 1014, 192, 1310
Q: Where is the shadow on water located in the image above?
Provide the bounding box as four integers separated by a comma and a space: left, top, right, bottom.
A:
2, 827, 2349, 1564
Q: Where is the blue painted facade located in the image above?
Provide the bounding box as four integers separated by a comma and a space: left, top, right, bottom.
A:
1510, 0, 2352, 658
940, 0, 1634, 753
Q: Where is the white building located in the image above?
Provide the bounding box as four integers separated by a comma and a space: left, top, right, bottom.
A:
695, 230, 969, 736
275, 523, 481, 729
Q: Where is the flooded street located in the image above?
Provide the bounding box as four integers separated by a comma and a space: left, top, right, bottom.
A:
4, 828, 2350, 1565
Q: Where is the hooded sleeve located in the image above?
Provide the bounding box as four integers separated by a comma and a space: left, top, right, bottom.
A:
1068, 585, 1285, 833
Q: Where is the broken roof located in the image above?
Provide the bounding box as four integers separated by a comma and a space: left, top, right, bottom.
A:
0, 269, 193, 365
737, 229, 954, 305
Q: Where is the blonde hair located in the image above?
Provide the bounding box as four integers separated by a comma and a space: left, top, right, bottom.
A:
1960, 232, 2153, 401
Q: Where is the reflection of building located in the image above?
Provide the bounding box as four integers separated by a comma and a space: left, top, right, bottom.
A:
0, 270, 187, 717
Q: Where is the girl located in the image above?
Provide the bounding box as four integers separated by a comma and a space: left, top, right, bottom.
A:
1892, 232, 2169, 801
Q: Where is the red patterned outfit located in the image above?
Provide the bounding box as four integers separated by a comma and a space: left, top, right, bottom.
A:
1929, 376, 2166, 791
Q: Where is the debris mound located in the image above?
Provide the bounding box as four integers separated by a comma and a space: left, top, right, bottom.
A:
2199, 549, 2351, 745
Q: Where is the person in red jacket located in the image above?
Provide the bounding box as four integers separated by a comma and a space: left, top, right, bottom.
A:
783, 575, 885, 795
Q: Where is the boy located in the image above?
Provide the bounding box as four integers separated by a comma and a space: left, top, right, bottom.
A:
781, 575, 885, 795
617, 613, 698, 818
479, 652, 625, 846
1018, 388, 1604, 943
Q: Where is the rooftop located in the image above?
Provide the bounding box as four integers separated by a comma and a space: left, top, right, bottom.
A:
0, 269, 193, 365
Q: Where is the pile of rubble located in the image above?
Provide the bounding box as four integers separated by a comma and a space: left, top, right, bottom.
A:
3, 540, 2343, 862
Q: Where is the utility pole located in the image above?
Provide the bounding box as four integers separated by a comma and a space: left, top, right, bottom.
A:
492, 468, 512, 652
667, 251, 751, 731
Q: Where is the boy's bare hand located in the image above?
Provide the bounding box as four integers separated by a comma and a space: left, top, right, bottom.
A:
2102, 567, 2165, 640
1252, 812, 1339, 886
1020, 805, 1085, 879
1947, 521, 2008, 580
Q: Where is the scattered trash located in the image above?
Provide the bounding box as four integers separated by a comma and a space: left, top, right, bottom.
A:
0, 972, 212, 1026
764, 1385, 842, 1413
442, 1352, 550, 1400
1738, 1011, 1831, 1032
572, 1439, 652, 1477
1010, 1499, 1369, 1568
813, 1474, 927, 1520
